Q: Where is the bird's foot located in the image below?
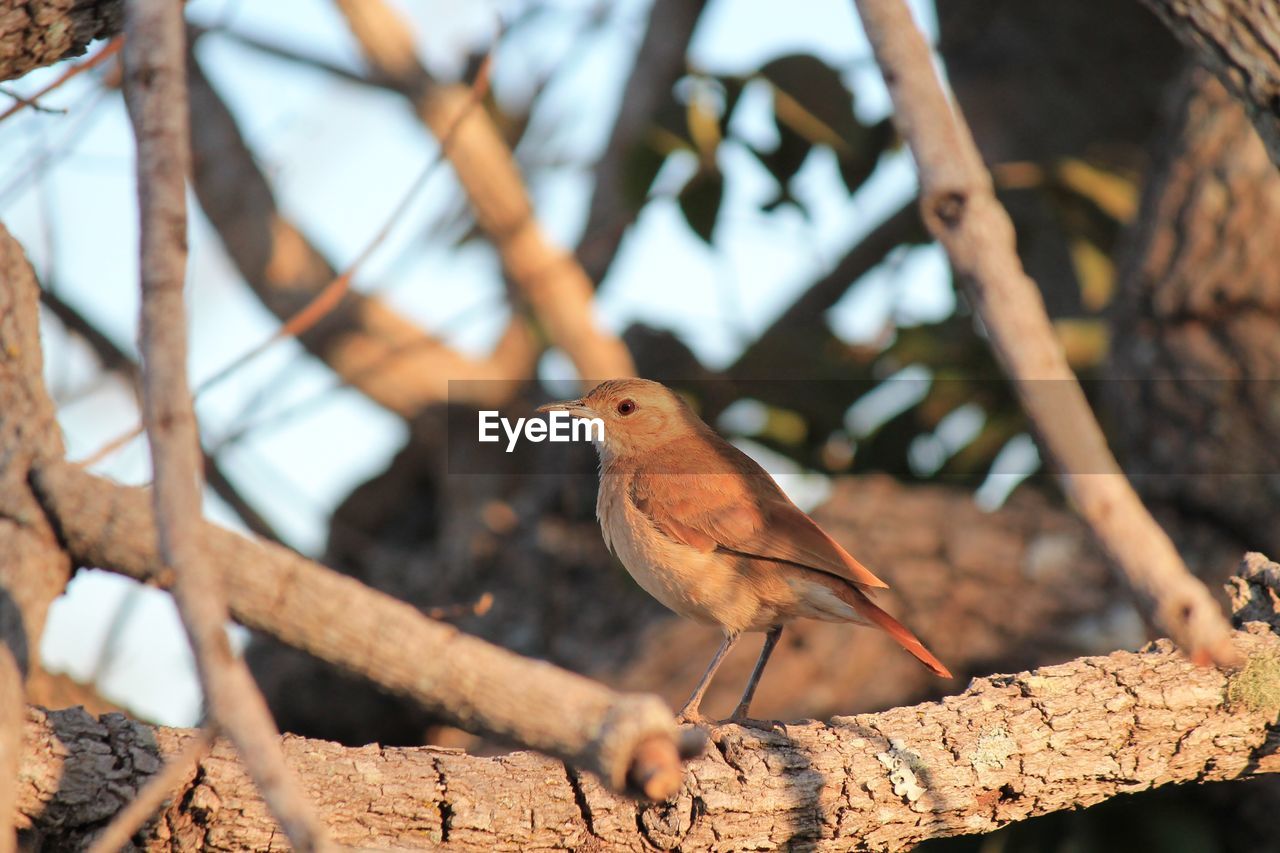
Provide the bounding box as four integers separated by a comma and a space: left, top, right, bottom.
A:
725, 709, 788, 735
676, 709, 710, 728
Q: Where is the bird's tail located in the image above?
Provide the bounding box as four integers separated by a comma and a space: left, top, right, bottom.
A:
847, 590, 952, 679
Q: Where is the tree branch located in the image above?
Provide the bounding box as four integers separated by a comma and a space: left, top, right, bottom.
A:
0, 0, 122, 82
31, 460, 692, 799
575, 0, 708, 285
39, 288, 284, 543
851, 0, 1237, 666
185, 45, 535, 418
330, 0, 636, 382
121, 3, 329, 849
0, 228, 73, 853
16, 558, 1280, 849
1139, 0, 1280, 170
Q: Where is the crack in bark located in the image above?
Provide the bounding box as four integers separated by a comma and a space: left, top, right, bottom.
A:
430, 755, 452, 844
563, 763, 599, 840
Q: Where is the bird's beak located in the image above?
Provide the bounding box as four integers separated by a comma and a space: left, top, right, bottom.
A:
537, 399, 595, 419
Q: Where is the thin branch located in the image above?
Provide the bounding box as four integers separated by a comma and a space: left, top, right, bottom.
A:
575, 0, 708, 285
851, 0, 1237, 666
185, 46, 535, 418
331, 0, 636, 382
730, 196, 923, 375
120, 3, 329, 850
192, 51, 495, 401
17, 557, 1280, 848
33, 460, 693, 798
3, 218, 688, 800
0, 36, 122, 122
40, 288, 284, 543
1139, 0, 1280, 170
85, 727, 214, 853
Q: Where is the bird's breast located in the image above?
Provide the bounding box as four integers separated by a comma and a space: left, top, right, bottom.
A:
597, 470, 778, 633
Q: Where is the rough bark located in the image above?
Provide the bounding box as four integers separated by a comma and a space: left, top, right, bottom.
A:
1140, 0, 1280, 170
0, 225, 72, 851
0, 0, 122, 81
854, 0, 1235, 666
30, 461, 688, 798
16, 593, 1280, 850
1110, 69, 1280, 558
186, 45, 537, 417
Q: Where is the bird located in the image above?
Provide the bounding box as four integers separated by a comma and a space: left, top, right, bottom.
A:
539, 378, 951, 725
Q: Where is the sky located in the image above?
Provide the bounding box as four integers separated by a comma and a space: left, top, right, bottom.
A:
0, 0, 991, 726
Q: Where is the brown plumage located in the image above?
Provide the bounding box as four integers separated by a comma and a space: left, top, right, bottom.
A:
540, 378, 950, 724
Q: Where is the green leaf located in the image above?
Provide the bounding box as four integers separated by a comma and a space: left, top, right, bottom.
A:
759, 54, 861, 148
678, 168, 725, 244
837, 117, 895, 196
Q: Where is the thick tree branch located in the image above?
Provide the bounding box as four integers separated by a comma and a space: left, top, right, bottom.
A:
0, 208, 687, 800
731, 197, 923, 377
1139, 0, 1280, 170
121, 4, 329, 848
575, 0, 708, 285
0, 0, 122, 82
852, 0, 1237, 666
31, 460, 690, 799
185, 46, 535, 418
16, 560, 1280, 849
330, 0, 636, 382
0, 229, 72, 853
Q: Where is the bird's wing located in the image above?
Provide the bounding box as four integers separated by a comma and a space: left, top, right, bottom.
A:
631, 437, 889, 590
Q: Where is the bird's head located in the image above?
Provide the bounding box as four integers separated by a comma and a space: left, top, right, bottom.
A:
538, 378, 701, 459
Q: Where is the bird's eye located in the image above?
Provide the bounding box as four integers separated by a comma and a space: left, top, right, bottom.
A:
617, 399, 636, 416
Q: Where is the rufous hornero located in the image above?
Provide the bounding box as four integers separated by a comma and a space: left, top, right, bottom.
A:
540, 378, 950, 725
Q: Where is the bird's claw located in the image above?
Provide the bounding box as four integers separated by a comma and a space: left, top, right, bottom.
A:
725, 714, 788, 735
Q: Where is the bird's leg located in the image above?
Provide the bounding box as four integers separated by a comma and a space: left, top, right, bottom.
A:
729, 625, 783, 722
676, 632, 740, 724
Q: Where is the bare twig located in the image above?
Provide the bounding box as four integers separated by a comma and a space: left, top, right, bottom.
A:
332, 0, 635, 382
731, 196, 923, 374
85, 727, 214, 853
192, 51, 495, 400
185, 48, 535, 418
851, 0, 1237, 665
40, 289, 284, 542
120, 2, 329, 850
0, 85, 65, 114
33, 461, 690, 798
0, 36, 121, 123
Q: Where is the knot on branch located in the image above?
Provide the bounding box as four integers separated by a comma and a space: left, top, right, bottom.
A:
1228, 552, 1280, 630
586, 694, 687, 799
924, 190, 968, 230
